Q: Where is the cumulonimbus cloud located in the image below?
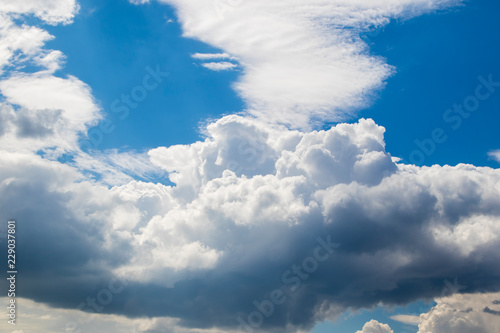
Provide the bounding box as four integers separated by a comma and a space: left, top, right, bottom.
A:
2, 115, 500, 332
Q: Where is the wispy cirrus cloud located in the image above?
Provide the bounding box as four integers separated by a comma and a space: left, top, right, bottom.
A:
191, 53, 238, 71
201, 61, 238, 71
191, 52, 236, 61
156, 0, 462, 128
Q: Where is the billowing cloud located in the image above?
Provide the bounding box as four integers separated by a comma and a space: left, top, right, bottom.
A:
2, 115, 500, 333
355, 320, 393, 333
0, 0, 78, 25
0, 76, 100, 153
0, 0, 101, 153
417, 292, 500, 333
389, 291, 500, 333
0, 73, 100, 140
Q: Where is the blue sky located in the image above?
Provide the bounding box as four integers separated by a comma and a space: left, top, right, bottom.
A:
363, 0, 500, 168
1, 1, 500, 333
47, 0, 244, 150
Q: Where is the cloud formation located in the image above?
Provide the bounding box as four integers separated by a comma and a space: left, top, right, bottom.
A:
386, 291, 500, 333
356, 320, 393, 333
191, 53, 236, 60
417, 292, 500, 333
191, 53, 239, 71
0, 0, 100, 155
201, 61, 238, 71
1, 1, 499, 333
0, 0, 78, 25
488, 150, 500, 163
2, 115, 500, 332
155, 0, 461, 128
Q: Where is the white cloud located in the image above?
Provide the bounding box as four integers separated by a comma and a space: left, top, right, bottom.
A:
417, 292, 500, 333
73, 150, 166, 186
356, 319, 393, 333
390, 314, 420, 325
2, 114, 500, 332
0, 0, 79, 25
136, 115, 500, 297
0, 14, 54, 73
34, 50, 66, 73
201, 61, 238, 71
0, 0, 101, 154
431, 215, 500, 256
0, 73, 99, 126
191, 52, 236, 60
0, 0, 78, 70
488, 149, 500, 163
0, 73, 101, 151
192, 52, 239, 71
152, 0, 461, 128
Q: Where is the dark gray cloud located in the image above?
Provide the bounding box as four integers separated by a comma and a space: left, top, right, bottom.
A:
484, 307, 500, 316
15, 108, 62, 138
